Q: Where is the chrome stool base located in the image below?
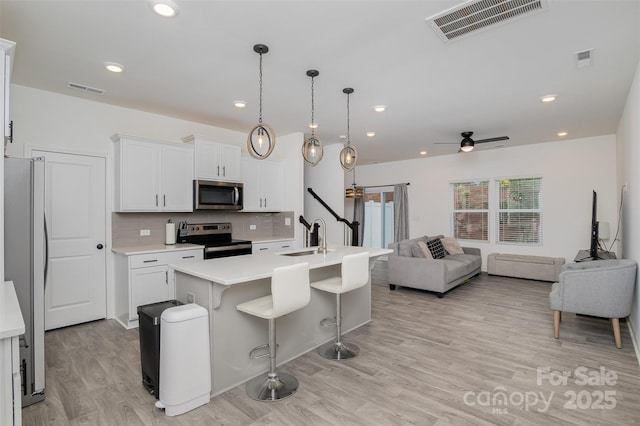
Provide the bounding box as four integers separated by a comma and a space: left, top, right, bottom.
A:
245, 372, 299, 402
317, 340, 360, 360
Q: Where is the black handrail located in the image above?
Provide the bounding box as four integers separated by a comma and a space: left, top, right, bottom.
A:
307, 188, 359, 246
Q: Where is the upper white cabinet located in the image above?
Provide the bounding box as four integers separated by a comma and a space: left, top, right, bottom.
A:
241, 157, 284, 211
1, 39, 16, 145
112, 134, 194, 212
182, 134, 241, 182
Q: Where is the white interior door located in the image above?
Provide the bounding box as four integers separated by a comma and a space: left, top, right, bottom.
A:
32, 150, 106, 330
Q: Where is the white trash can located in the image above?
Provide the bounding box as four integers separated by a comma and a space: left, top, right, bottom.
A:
154, 304, 211, 416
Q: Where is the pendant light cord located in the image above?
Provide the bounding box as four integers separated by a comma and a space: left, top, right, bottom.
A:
258, 53, 263, 124
346, 91, 350, 145
310, 75, 315, 136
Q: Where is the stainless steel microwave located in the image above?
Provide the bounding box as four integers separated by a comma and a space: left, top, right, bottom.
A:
194, 180, 243, 210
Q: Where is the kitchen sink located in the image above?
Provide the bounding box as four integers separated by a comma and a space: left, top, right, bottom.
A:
279, 248, 333, 256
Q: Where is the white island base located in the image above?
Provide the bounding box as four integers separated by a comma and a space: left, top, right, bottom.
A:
172, 246, 391, 397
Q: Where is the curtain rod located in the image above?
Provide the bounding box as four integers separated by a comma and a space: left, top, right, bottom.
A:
360, 182, 410, 189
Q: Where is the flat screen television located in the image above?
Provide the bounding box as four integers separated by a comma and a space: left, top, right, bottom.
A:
590, 190, 599, 258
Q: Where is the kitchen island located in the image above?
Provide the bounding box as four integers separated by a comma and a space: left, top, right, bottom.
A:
170, 245, 392, 396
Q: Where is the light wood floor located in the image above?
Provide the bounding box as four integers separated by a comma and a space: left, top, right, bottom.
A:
23, 262, 640, 425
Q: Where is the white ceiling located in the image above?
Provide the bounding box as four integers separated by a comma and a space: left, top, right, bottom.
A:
1, 0, 638, 164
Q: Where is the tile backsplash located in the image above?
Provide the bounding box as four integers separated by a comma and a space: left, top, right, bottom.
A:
112, 211, 295, 248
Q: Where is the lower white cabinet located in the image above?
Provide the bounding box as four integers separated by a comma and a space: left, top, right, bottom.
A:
114, 248, 203, 329
0, 336, 21, 426
252, 239, 295, 254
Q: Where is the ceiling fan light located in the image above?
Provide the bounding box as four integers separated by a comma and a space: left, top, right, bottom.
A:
460, 139, 474, 152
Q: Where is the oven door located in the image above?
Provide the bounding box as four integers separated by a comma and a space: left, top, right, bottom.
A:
204, 243, 252, 259
194, 180, 243, 210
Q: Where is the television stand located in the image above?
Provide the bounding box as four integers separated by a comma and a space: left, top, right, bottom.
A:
574, 249, 616, 262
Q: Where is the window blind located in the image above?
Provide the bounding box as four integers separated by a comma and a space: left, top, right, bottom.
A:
496, 177, 542, 245
451, 181, 489, 241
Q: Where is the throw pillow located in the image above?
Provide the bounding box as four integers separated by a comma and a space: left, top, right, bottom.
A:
441, 237, 464, 255
426, 238, 446, 259
411, 241, 433, 259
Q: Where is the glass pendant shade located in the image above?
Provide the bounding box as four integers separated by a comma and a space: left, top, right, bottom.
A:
339, 144, 357, 171
302, 69, 323, 166
302, 136, 323, 166
247, 44, 275, 160
248, 123, 276, 159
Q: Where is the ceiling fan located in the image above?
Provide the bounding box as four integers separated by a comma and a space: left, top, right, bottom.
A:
436, 131, 510, 153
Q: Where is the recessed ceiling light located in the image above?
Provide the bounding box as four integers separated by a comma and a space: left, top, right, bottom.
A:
373, 105, 387, 112
557, 131, 568, 136
104, 62, 124, 73
540, 94, 557, 103
233, 101, 246, 108
309, 123, 318, 129
151, 0, 179, 17
420, 151, 427, 156
366, 132, 376, 137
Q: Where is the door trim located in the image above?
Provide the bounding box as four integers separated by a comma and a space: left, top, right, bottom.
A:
25, 145, 114, 321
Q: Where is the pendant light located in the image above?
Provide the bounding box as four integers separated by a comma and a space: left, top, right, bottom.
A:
339, 88, 357, 172
247, 44, 276, 160
302, 70, 323, 166
345, 169, 363, 199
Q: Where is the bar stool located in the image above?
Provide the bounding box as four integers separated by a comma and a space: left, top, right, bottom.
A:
311, 252, 370, 360
236, 262, 310, 401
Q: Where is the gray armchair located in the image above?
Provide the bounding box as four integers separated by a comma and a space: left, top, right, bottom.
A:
549, 259, 637, 348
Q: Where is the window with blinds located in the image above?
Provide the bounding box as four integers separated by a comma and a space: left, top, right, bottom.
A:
451, 181, 489, 241
496, 177, 542, 245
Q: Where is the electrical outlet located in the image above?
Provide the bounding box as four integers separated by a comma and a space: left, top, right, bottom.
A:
140, 229, 151, 236
187, 292, 195, 304
250, 225, 257, 230
285, 217, 291, 226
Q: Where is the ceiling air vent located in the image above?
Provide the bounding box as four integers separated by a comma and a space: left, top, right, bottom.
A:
67, 82, 105, 95
426, 0, 549, 43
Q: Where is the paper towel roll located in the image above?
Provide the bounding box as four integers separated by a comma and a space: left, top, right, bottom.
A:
166, 222, 176, 245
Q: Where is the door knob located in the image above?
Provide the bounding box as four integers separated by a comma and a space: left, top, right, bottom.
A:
97, 244, 104, 250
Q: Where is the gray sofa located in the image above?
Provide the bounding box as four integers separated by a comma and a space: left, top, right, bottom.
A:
387, 236, 481, 297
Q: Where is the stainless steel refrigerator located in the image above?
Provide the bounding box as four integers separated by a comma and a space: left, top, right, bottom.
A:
4, 156, 46, 407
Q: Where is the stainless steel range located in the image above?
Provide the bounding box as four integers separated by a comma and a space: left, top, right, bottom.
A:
177, 222, 252, 259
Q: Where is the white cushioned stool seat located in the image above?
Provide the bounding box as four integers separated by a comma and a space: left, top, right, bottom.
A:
311, 252, 370, 360
236, 262, 310, 401
237, 295, 274, 319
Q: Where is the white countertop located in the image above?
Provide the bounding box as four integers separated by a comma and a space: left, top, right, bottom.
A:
171, 245, 392, 286
0, 281, 25, 339
112, 243, 204, 255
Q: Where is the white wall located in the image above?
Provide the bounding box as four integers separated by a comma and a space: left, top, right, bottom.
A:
304, 144, 346, 246
8, 84, 304, 318
353, 135, 618, 270
616, 58, 640, 355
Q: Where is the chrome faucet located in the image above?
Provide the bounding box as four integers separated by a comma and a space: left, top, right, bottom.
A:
313, 217, 327, 254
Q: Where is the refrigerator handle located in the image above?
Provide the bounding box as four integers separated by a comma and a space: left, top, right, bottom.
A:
44, 213, 49, 290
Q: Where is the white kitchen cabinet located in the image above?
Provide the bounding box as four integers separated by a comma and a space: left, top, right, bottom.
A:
183, 134, 241, 182
112, 134, 194, 212
252, 239, 295, 254
114, 247, 203, 329
1, 282, 24, 426
241, 157, 284, 211
1, 39, 15, 145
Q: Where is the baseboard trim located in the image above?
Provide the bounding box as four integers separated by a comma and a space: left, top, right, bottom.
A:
627, 318, 640, 366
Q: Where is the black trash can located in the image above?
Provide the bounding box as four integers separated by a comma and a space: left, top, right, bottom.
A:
138, 300, 183, 399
